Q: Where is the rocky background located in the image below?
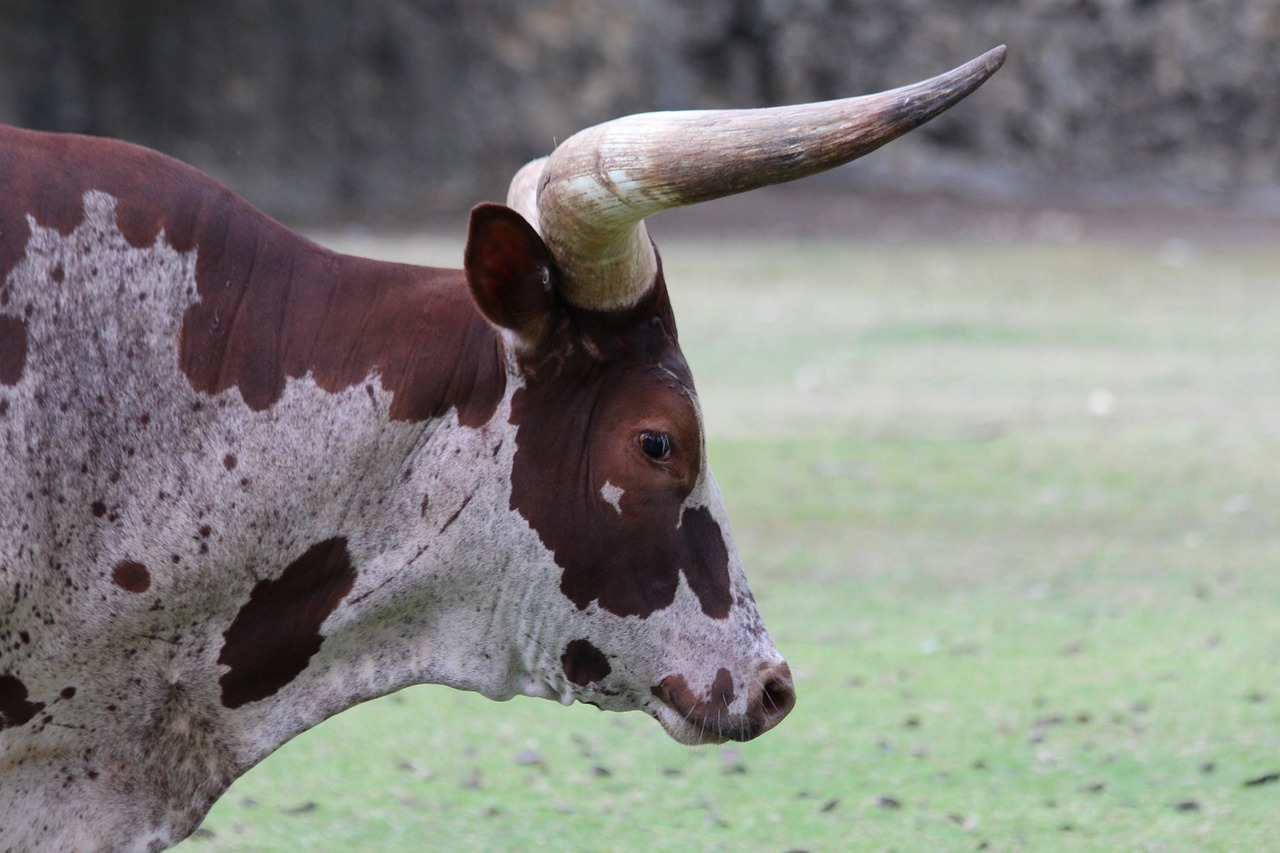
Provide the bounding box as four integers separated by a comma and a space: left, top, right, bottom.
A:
1, 0, 1277, 223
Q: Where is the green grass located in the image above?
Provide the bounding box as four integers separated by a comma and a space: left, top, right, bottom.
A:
179, 234, 1280, 851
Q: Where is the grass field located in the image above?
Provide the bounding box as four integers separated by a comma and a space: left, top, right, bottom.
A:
178, 226, 1280, 852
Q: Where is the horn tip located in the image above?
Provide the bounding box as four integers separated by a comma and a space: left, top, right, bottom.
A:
948, 44, 1008, 95
969, 45, 1009, 80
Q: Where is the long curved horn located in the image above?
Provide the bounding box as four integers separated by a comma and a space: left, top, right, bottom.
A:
507, 45, 1006, 311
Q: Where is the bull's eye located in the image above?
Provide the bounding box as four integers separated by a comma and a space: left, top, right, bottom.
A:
639, 431, 673, 462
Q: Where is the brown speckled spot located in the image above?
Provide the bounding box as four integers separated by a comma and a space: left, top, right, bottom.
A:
0, 315, 28, 386
561, 639, 611, 686
218, 538, 357, 708
112, 560, 150, 593
0, 674, 45, 730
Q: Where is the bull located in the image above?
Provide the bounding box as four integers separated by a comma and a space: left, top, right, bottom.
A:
0, 47, 1004, 850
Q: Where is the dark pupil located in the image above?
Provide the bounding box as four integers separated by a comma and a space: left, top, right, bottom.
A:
641, 432, 671, 459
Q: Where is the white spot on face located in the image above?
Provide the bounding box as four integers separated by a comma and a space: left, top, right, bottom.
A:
600, 480, 624, 514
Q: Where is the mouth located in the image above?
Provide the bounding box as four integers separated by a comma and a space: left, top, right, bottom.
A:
649, 663, 795, 745
649, 701, 737, 745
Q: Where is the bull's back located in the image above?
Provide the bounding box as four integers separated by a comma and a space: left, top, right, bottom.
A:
0, 126, 471, 683
0, 124, 492, 567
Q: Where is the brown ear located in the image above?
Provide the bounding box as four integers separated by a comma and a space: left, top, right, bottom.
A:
464, 203, 558, 349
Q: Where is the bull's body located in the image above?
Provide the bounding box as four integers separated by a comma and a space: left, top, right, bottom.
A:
0, 46, 1004, 851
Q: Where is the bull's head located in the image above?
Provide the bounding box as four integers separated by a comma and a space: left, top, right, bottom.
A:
457, 48, 1005, 744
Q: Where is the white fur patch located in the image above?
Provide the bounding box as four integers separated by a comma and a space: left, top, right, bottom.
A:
600, 480, 624, 514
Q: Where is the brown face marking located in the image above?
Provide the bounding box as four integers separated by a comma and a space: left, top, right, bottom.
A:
111, 560, 151, 594
0, 674, 45, 730
668, 506, 732, 618
561, 639, 612, 686
508, 287, 733, 620
218, 537, 357, 709
0, 315, 27, 385
652, 668, 741, 739
0, 124, 504, 426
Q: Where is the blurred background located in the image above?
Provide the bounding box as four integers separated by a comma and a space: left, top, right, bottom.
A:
2, 0, 1278, 228
6, 4, 1278, 849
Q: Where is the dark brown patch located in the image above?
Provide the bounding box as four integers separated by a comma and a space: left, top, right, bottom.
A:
111, 560, 151, 593
652, 668, 745, 739
222, 453, 237, 471
0, 315, 27, 386
508, 292, 733, 620
0, 126, 187, 287
653, 669, 735, 715
708, 667, 736, 706
0, 124, 505, 426
90, 500, 107, 518
218, 537, 357, 709
175, 193, 505, 424
561, 639, 612, 686
0, 674, 45, 730
671, 506, 733, 618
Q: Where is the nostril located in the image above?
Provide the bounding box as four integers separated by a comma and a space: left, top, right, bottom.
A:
763, 677, 794, 716
755, 662, 796, 730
